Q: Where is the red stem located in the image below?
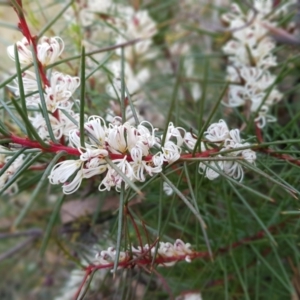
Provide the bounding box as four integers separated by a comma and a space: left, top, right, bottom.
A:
73, 268, 92, 300
255, 123, 300, 166
10, 134, 81, 156
12, 0, 50, 87
8, 123, 300, 166
73, 221, 287, 299
125, 206, 144, 250
9, 134, 220, 162
72, 227, 272, 299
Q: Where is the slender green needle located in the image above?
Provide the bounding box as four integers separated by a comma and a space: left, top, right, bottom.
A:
40, 193, 66, 256
14, 151, 66, 227
79, 46, 86, 149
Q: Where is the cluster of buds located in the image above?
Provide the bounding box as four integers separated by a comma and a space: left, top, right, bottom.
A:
7, 36, 80, 141
222, 0, 296, 127
199, 120, 256, 181
48, 117, 256, 194
93, 239, 194, 269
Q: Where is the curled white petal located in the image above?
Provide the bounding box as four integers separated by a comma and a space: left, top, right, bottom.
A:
204, 120, 229, 142
62, 169, 84, 194
49, 160, 82, 184
163, 182, 173, 196
162, 141, 181, 164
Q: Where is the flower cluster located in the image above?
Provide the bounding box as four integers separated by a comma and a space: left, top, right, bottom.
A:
7, 36, 80, 141
94, 239, 194, 269
48, 117, 256, 194
199, 120, 256, 181
0, 146, 25, 195
7, 36, 64, 66
49, 116, 160, 194
64, 0, 159, 125
222, 0, 296, 128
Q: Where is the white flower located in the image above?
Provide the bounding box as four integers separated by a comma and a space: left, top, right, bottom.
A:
131, 160, 147, 182
163, 122, 185, 146
48, 160, 83, 194
225, 85, 246, 108
174, 239, 193, 256
126, 124, 149, 157
45, 72, 80, 112
0, 153, 25, 195
10, 70, 80, 113
144, 158, 163, 176
106, 61, 150, 96
107, 123, 127, 154
95, 247, 128, 266
162, 141, 181, 164
242, 147, 256, 164
254, 105, 277, 128
82, 157, 108, 178
7, 36, 64, 66
223, 161, 244, 181
69, 129, 86, 149
9, 71, 38, 97
137, 121, 159, 148
84, 116, 107, 147
199, 160, 224, 180
62, 169, 84, 194
99, 165, 123, 192
152, 152, 164, 167
204, 120, 229, 142
37, 36, 65, 66
115, 10, 157, 62
99, 156, 135, 192
7, 37, 33, 65
80, 148, 108, 162
184, 132, 197, 150
30, 113, 64, 140
116, 156, 134, 181
155, 239, 193, 267
221, 0, 294, 127
131, 154, 162, 182
60, 110, 81, 138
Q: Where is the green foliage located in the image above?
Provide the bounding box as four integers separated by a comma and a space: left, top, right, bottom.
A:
0, 0, 300, 299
